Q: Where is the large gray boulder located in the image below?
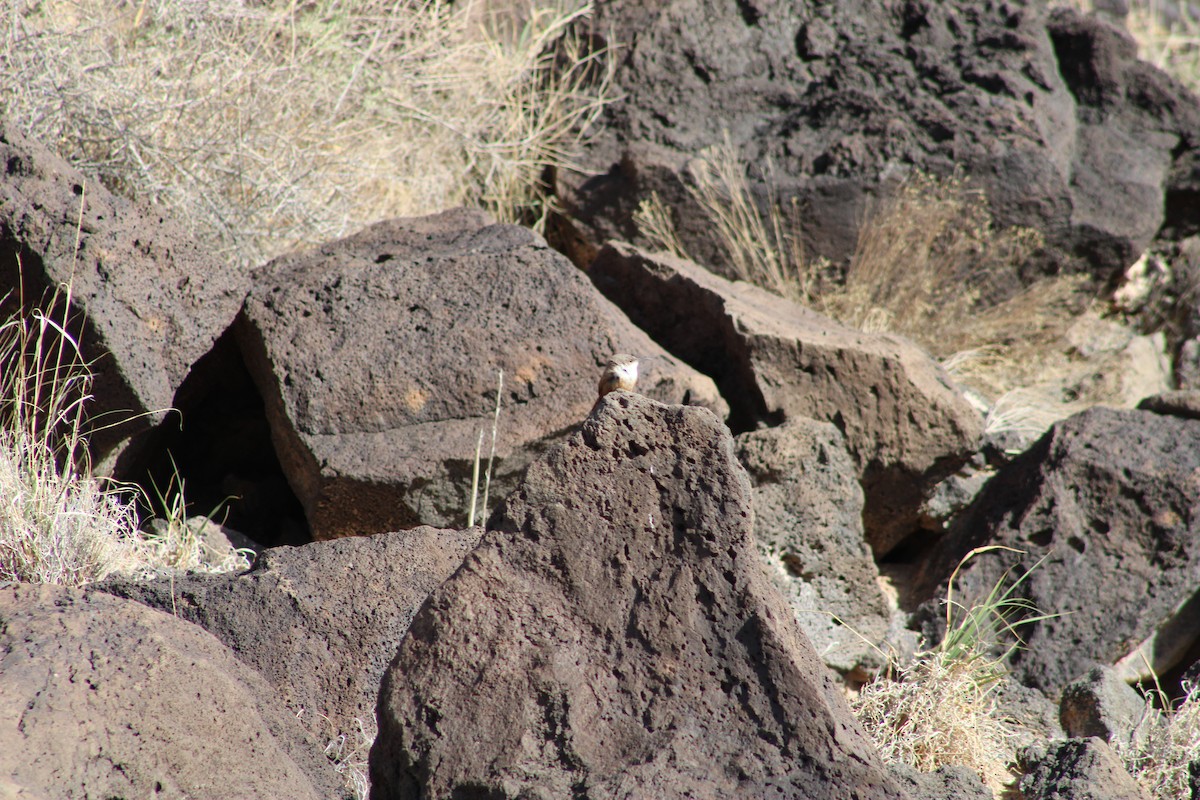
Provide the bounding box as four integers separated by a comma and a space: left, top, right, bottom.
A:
237, 208, 724, 539
371, 392, 909, 799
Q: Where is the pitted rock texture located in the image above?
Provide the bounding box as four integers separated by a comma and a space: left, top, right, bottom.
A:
0, 119, 249, 472
370, 392, 907, 799
591, 242, 983, 555
557, 0, 1200, 282
735, 418, 901, 676
97, 525, 482, 737
1019, 738, 1151, 800
237, 207, 725, 539
913, 406, 1200, 691
0, 584, 341, 800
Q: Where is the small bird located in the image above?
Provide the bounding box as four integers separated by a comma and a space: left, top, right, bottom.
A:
597, 353, 639, 399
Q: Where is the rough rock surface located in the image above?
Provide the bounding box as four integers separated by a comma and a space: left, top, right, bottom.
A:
237, 207, 725, 538
1138, 389, 1200, 420
0, 119, 249, 472
371, 392, 907, 799
1060, 666, 1154, 744
591, 242, 983, 555
888, 764, 991, 800
1019, 738, 1150, 800
913, 407, 1200, 691
558, 0, 1200, 281
0, 583, 341, 800
734, 417, 900, 676
97, 526, 482, 737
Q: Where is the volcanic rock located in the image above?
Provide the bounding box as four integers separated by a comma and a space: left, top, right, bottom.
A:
370, 391, 907, 799
557, 1, 1200, 284
590, 242, 983, 555
913, 406, 1200, 691
0, 118, 249, 472
97, 525, 482, 737
0, 583, 341, 799
237, 207, 724, 538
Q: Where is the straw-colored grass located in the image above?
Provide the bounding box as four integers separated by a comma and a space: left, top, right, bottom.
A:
1060, 0, 1200, 94
0, 272, 249, 584
851, 548, 1052, 796
644, 138, 1096, 423
2, 0, 614, 269
0, 278, 140, 585
1114, 680, 1200, 800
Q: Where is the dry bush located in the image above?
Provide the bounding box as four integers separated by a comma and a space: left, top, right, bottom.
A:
0, 270, 249, 584
652, 140, 1093, 416
851, 549, 1050, 796
683, 134, 814, 301
0, 279, 141, 585
1115, 680, 1200, 800
2, 0, 614, 269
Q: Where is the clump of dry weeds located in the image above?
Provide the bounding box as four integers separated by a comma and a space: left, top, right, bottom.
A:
2, 0, 614, 269
1115, 680, 1200, 800
851, 548, 1051, 797
638, 138, 1096, 418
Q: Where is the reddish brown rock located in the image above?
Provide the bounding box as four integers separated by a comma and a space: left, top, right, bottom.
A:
238, 208, 725, 539
371, 392, 908, 799
0, 119, 249, 472
591, 242, 984, 555
913, 407, 1200, 691
97, 525, 482, 737
0, 584, 341, 800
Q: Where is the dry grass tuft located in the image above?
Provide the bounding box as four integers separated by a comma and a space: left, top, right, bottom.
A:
683, 134, 814, 300
323, 716, 376, 800
851, 548, 1050, 796
0, 279, 141, 585
649, 139, 1095, 421
0, 270, 249, 584
2, 0, 614, 269
1115, 681, 1200, 800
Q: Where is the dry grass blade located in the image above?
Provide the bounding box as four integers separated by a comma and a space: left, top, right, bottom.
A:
686, 133, 812, 300
633, 191, 689, 259
1115, 680, 1200, 800
0, 277, 140, 585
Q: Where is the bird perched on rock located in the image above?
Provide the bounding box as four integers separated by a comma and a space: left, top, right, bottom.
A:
597, 353, 639, 399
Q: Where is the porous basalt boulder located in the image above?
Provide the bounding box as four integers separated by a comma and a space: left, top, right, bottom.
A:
97, 525, 482, 737
237, 207, 725, 539
0, 119, 249, 472
591, 242, 984, 555
370, 392, 908, 799
556, 0, 1200, 284
913, 406, 1200, 691
735, 418, 903, 676
0, 584, 341, 800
